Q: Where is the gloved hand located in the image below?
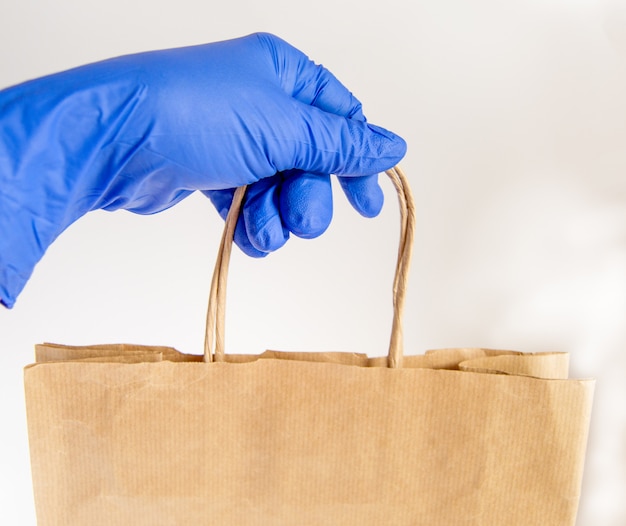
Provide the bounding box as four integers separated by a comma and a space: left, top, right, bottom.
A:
0, 32, 406, 308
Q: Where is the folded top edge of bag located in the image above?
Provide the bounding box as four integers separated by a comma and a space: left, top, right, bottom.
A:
29, 344, 572, 379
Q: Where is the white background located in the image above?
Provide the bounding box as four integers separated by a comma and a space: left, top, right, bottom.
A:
1, 0, 625, 524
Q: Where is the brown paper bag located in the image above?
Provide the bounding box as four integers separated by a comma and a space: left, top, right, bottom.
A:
24, 167, 594, 526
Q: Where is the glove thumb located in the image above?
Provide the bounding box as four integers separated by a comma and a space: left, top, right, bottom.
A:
274, 103, 407, 177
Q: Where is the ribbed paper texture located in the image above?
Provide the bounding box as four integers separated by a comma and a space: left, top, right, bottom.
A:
25, 346, 594, 525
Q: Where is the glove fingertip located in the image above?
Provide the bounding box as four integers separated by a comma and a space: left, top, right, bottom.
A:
338, 174, 384, 218
247, 223, 290, 253
242, 179, 290, 253
234, 216, 269, 258
280, 172, 332, 239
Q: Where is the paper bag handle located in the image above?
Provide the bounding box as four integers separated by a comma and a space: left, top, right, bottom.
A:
204, 166, 415, 368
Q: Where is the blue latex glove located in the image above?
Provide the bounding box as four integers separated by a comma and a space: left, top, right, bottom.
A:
0, 33, 406, 308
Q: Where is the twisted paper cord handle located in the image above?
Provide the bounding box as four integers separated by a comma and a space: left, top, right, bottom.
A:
204, 166, 415, 368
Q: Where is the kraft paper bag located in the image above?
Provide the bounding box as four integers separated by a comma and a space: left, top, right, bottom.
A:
24, 167, 594, 526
